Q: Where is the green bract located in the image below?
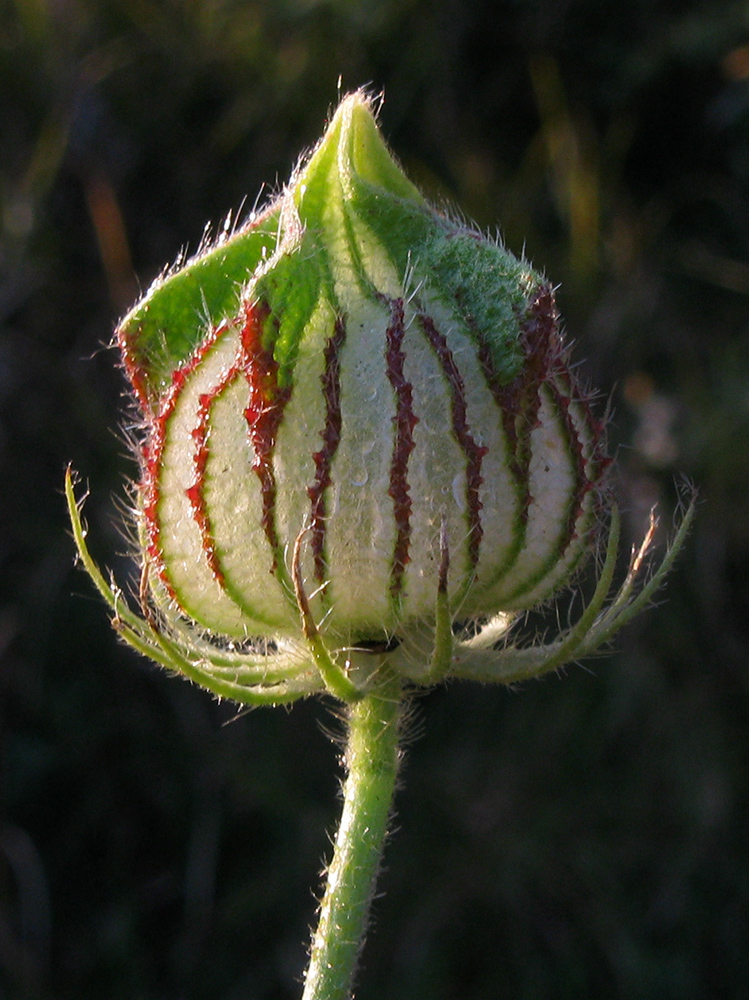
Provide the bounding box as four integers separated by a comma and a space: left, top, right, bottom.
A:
67, 91, 694, 704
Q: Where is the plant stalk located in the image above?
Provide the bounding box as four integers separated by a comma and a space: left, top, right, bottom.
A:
302, 673, 402, 1000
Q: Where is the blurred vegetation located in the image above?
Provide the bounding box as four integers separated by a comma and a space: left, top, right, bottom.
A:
2, 0, 749, 997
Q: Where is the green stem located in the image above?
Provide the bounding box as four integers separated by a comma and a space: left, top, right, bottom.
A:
302, 674, 403, 1000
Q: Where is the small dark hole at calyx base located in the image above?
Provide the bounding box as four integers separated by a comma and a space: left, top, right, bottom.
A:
355, 637, 402, 654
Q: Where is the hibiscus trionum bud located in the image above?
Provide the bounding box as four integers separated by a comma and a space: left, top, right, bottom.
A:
60, 91, 698, 1000
120, 91, 607, 656
73, 89, 694, 707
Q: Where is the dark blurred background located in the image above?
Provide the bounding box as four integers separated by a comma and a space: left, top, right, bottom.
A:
2, 1, 749, 997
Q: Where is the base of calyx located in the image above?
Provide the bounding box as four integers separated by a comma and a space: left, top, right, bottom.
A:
67, 466, 695, 705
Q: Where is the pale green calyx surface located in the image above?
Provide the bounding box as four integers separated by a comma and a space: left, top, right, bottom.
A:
67, 90, 694, 704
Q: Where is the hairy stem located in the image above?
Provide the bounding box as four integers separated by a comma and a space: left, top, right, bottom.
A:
302, 673, 403, 1000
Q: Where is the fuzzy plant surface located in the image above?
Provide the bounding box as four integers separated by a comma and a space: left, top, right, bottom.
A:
67, 90, 694, 1000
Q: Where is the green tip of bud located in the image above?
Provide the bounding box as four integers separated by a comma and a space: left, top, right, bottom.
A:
298, 91, 426, 210
68, 90, 693, 704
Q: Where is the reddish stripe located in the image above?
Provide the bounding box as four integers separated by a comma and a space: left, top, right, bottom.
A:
548, 373, 610, 549
142, 321, 228, 599
184, 362, 243, 584
549, 378, 589, 547
240, 299, 292, 570
118, 323, 153, 416
385, 298, 418, 599
517, 287, 608, 557
476, 284, 560, 525
307, 316, 347, 584
475, 338, 521, 471
418, 313, 488, 569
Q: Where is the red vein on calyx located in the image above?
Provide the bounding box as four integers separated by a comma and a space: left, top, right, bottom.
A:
308, 316, 347, 585
418, 313, 488, 571
240, 299, 292, 571
385, 298, 418, 599
142, 321, 228, 598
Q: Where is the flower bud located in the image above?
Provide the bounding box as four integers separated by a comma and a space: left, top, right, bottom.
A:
120, 91, 607, 649
70, 90, 692, 705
